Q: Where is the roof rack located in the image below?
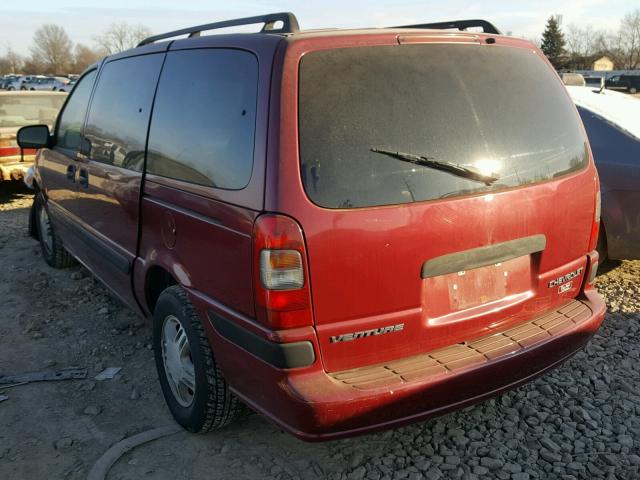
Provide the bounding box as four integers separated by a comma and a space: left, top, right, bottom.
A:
137, 12, 300, 47
394, 19, 501, 35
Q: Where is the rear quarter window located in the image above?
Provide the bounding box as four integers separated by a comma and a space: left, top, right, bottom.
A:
299, 44, 588, 209
146, 49, 258, 190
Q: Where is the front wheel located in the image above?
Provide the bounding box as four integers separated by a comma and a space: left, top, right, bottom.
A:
34, 193, 75, 268
630, 87, 638, 94
153, 285, 245, 433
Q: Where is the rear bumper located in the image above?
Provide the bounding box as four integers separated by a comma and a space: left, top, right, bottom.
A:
200, 289, 605, 441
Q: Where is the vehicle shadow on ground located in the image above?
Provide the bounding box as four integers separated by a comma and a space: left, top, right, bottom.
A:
0, 181, 33, 205
598, 259, 622, 275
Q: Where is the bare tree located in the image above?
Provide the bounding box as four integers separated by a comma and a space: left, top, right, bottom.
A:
29, 24, 73, 74
95, 23, 152, 55
564, 24, 601, 69
2, 46, 23, 73
72, 43, 105, 73
0, 58, 12, 75
0, 47, 23, 75
619, 9, 640, 69
22, 56, 46, 75
565, 24, 597, 57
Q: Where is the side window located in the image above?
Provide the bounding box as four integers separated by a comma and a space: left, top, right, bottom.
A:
84, 54, 164, 172
147, 49, 258, 189
56, 70, 96, 151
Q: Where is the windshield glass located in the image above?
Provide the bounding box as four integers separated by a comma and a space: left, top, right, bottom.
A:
0, 94, 66, 128
298, 44, 588, 209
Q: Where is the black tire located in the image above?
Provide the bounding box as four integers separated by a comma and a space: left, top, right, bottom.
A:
34, 193, 75, 268
153, 285, 245, 433
630, 87, 638, 94
596, 223, 608, 264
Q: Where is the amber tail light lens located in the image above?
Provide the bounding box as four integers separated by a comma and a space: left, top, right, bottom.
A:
253, 214, 313, 329
588, 186, 601, 253
260, 250, 304, 290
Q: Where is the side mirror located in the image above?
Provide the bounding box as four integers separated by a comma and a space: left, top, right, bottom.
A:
17, 125, 51, 149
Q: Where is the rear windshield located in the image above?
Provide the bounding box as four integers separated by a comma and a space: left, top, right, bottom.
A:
299, 44, 588, 209
0, 94, 66, 128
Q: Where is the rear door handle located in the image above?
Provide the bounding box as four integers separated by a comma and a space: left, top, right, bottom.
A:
66, 164, 76, 182
78, 168, 89, 188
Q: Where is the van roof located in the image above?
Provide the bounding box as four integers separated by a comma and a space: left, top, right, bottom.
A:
136, 12, 502, 47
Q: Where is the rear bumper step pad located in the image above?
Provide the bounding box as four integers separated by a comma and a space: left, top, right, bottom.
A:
330, 299, 591, 390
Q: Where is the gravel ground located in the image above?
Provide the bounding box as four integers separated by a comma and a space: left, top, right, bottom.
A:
0, 181, 639, 480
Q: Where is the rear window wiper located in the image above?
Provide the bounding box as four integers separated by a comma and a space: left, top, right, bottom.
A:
371, 148, 500, 186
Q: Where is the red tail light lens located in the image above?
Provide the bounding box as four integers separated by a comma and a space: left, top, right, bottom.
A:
0, 134, 18, 157
253, 214, 313, 329
588, 185, 601, 252
0, 134, 35, 157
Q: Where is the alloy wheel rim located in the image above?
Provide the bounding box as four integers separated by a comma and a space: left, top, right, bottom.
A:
161, 315, 196, 407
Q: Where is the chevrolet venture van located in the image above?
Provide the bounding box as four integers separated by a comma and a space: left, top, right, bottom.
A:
18, 13, 606, 440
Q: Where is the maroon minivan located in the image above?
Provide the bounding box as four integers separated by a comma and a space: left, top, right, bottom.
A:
18, 13, 605, 440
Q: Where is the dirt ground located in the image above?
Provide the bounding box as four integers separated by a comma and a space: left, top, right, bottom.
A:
1, 181, 639, 480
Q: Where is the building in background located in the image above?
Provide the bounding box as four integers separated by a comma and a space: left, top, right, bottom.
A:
592, 56, 615, 71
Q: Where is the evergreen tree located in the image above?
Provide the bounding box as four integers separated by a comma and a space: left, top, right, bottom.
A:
541, 16, 566, 69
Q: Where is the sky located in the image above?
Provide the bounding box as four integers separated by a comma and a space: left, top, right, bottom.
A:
1, 0, 636, 55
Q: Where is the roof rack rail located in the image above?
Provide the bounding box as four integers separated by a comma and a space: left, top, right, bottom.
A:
137, 12, 300, 47
394, 19, 501, 35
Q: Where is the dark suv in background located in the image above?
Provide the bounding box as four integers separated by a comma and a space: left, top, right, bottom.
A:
606, 74, 640, 94
18, 13, 605, 440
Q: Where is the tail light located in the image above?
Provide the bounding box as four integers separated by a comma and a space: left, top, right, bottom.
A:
585, 180, 601, 289
0, 134, 19, 157
587, 185, 601, 252
0, 133, 36, 158
253, 214, 313, 329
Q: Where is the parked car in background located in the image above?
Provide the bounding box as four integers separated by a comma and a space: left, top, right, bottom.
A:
22, 76, 53, 90
55, 79, 76, 92
0, 91, 66, 181
1, 75, 21, 89
20, 75, 47, 90
5, 76, 30, 90
567, 85, 640, 260
19, 13, 604, 440
560, 72, 586, 86
584, 76, 604, 88
605, 74, 640, 94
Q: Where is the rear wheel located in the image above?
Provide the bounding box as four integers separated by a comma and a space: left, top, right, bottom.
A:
153, 285, 245, 433
34, 193, 75, 268
630, 87, 638, 94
